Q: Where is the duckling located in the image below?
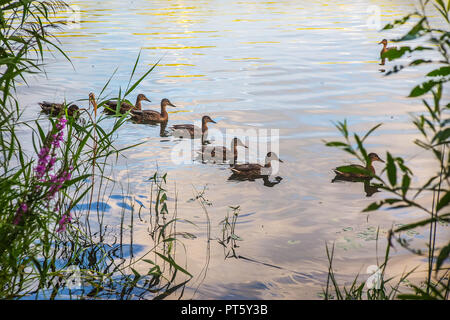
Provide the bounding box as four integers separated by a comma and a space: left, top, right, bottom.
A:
379, 39, 396, 65
104, 93, 150, 115
201, 137, 248, 164
130, 98, 177, 123
333, 152, 384, 180
230, 152, 283, 176
39, 101, 79, 117
171, 115, 217, 142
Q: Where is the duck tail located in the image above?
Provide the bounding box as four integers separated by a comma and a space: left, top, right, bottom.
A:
230, 168, 240, 174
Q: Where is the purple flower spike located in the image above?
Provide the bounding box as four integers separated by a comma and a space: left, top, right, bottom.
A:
56, 212, 72, 233
13, 203, 28, 225
34, 117, 67, 180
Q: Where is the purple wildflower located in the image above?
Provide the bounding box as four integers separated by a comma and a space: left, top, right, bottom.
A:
34, 117, 67, 180
13, 203, 28, 225
47, 170, 72, 200
56, 212, 72, 233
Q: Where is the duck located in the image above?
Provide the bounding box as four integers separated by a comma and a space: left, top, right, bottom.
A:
200, 137, 248, 164
333, 152, 384, 180
171, 115, 217, 142
104, 93, 150, 115
379, 39, 396, 65
39, 101, 79, 117
130, 98, 177, 123
230, 152, 283, 176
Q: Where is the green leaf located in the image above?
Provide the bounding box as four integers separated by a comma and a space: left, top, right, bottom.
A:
432, 128, 450, 144
386, 153, 397, 186
335, 165, 370, 175
409, 59, 432, 66
436, 241, 450, 271
381, 13, 415, 30
427, 66, 450, 77
361, 123, 382, 143
325, 141, 348, 147
396, 17, 426, 41
155, 252, 192, 277
436, 191, 450, 212
363, 201, 384, 212
394, 218, 437, 232
401, 174, 411, 196
409, 80, 440, 98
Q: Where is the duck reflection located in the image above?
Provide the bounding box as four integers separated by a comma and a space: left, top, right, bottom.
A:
331, 174, 380, 197
228, 173, 283, 187
130, 118, 169, 137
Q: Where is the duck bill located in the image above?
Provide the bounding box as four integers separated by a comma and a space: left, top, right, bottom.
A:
210, 119, 217, 124
377, 158, 385, 163
144, 97, 151, 102
169, 102, 177, 108
278, 159, 284, 163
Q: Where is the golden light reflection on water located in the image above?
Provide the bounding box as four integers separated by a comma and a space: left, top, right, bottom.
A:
21, 0, 449, 299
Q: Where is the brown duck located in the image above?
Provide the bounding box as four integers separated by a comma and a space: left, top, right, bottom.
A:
39, 101, 79, 117
379, 39, 396, 65
201, 137, 248, 163
104, 93, 150, 115
171, 115, 217, 141
230, 152, 283, 176
130, 98, 177, 123
333, 153, 384, 180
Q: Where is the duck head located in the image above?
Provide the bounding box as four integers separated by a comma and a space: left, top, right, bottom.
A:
266, 151, 283, 163
368, 152, 384, 163
161, 98, 177, 108
378, 39, 388, 46
68, 104, 79, 112
202, 115, 216, 124
137, 94, 151, 102
88, 92, 95, 104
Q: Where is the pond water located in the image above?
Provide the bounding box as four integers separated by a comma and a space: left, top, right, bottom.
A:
17, 0, 449, 299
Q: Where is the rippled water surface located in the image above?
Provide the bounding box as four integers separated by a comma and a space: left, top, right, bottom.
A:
18, 0, 449, 299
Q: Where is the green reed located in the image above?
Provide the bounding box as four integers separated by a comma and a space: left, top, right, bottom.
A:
217, 206, 242, 260
323, 0, 449, 300
0, 0, 192, 299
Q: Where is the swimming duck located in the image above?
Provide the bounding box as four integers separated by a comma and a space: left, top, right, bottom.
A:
39, 101, 79, 117
333, 152, 384, 180
171, 115, 217, 142
201, 137, 248, 164
130, 98, 177, 123
104, 93, 150, 115
379, 39, 396, 65
230, 152, 283, 176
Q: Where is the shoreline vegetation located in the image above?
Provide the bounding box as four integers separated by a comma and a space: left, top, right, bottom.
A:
0, 0, 448, 300
323, 0, 449, 300
0, 0, 193, 299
